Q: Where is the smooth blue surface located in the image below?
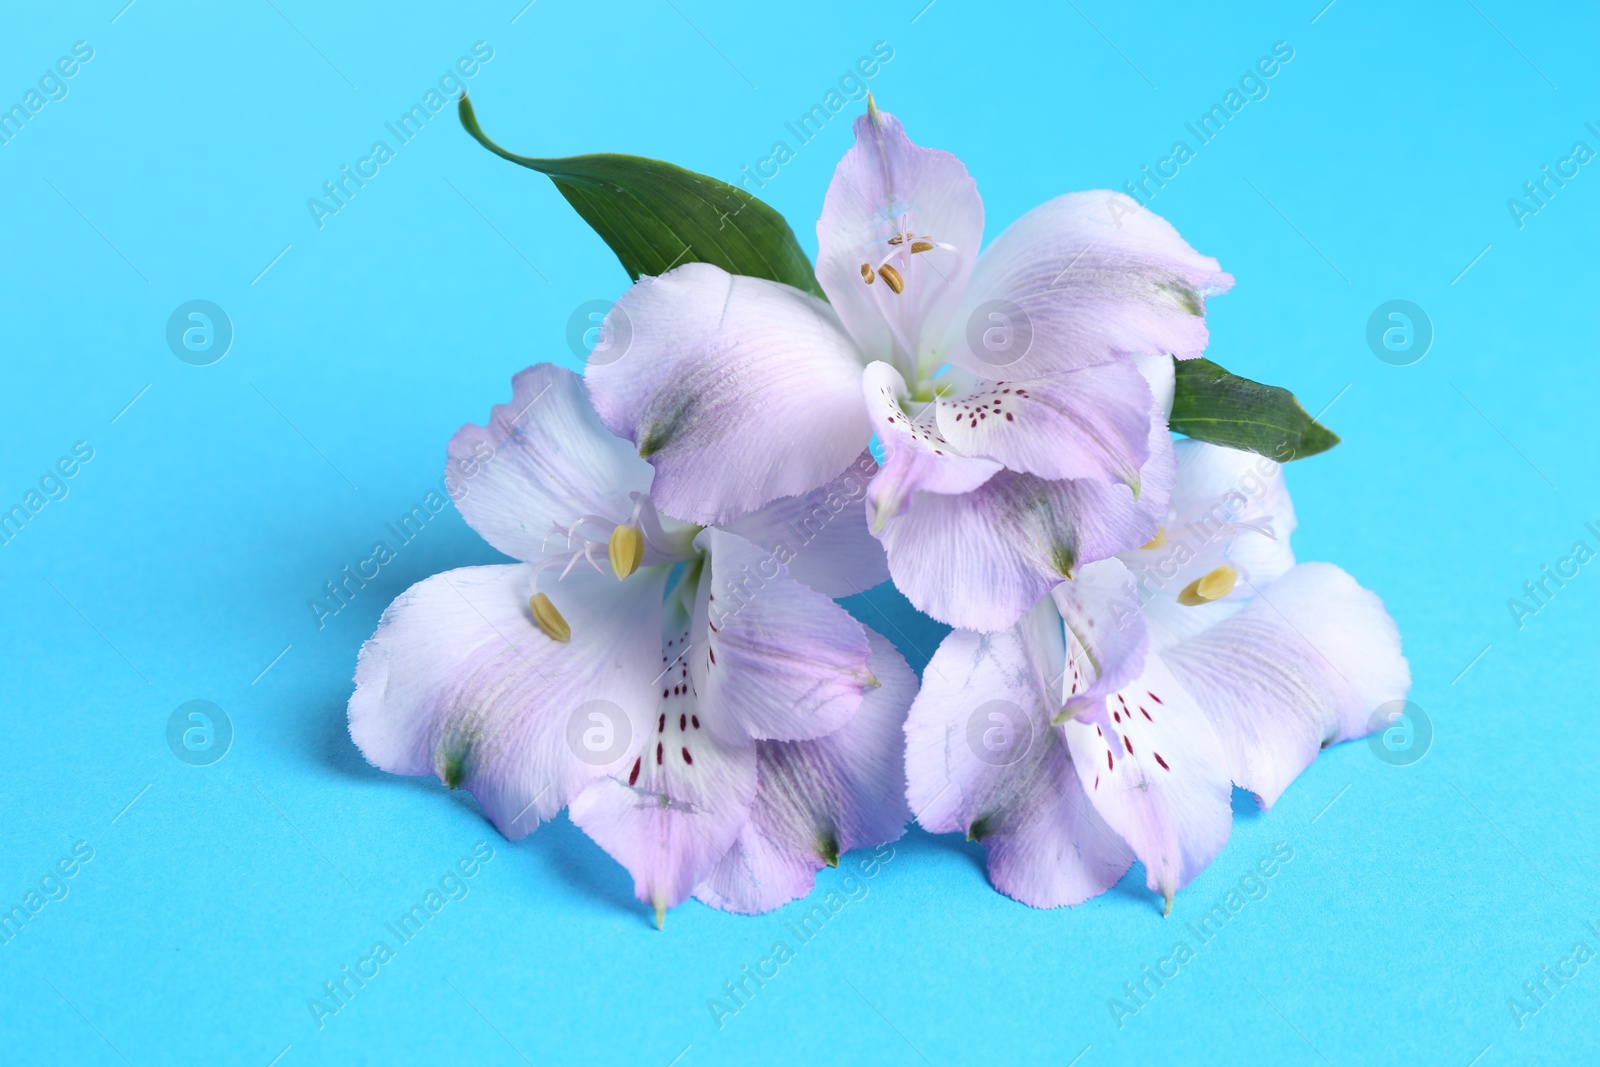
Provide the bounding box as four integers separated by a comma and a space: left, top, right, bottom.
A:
3, 1, 1598, 1064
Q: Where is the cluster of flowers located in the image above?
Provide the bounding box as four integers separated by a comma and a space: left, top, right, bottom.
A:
347, 103, 1408, 924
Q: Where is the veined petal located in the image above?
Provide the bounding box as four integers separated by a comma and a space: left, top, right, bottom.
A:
949, 191, 1233, 378
1063, 652, 1232, 910
348, 563, 662, 839
448, 364, 653, 564
692, 528, 875, 743
816, 104, 983, 372
568, 692, 758, 920
879, 467, 1160, 634
694, 629, 916, 914
720, 450, 888, 598
904, 603, 1131, 907
1163, 562, 1410, 808
934, 360, 1153, 485
586, 263, 870, 525
1051, 558, 1148, 720
863, 360, 1001, 527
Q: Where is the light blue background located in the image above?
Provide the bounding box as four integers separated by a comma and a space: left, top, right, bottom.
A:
3, 1, 1597, 1063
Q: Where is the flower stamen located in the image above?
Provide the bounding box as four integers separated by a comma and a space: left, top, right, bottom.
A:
529, 592, 572, 641
1178, 565, 1238, 606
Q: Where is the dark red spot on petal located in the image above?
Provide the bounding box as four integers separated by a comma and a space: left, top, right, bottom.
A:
628, 758, 641, 785
681, 747, 693, 765
1154, 753, 1170, 771
1141, 707, 1153, 722
691, 715, 700, 729
1147, 691, 1163, 705
679, 713, 686, 731
657, 714, 665, 732
655, 742, 663, 765
1124, 736, 1133, 754
1106, 751, 1114, 771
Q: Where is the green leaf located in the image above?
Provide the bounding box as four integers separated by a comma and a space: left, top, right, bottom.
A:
1168, 357, 1340, 461
458, 95, 824, 298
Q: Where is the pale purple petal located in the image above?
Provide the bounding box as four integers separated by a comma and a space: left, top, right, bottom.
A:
904, 604, 1131, 907
1063, 652, 1232, 910
816, 104, 983, 371
878, 468, 1159, 633
448, 364, 652, 564
948, 191, 1233, 378
348, 563, 663, 838
720, 450, 888, 598
568, 712, 758, 919
586, 263, 870, 525
691, 528, 875, 743
1163, 562, 1410, 808
695, 629, 916, 914
862, 360, 1001, 526
933, 360, 1153, 485
1051, 558, 1148, 720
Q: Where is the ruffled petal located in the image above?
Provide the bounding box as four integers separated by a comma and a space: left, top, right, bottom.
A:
692, 528, 875, 743
348, 563, 663, 838
1062, 652, 1232, 910
1163, 562, 1410, 808
568, 707, 758, 921
949, 191, 1233, 378
878, 469, 1159, 633
694, 629, 916, 913
863, 360, 1001, 526
1050, 558, 1148, 720
586, 263, 871, 525
447, 364, 653, 564
720, 450, 888, 598
816, 104, 983, 372
904, 603, 1132, 907
933, 359, 1153, 485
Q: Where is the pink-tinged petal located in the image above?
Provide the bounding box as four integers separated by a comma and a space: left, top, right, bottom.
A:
863, 360, 1001, 526
448, 364, 653, 564
348, 563, 663, 838
816, 104, 983, 371
692, 528, 875, 743
949, 192, 1233, 378
934, 360, 1153, 485
720, 450, 887, 598
905, 604, 1131, 907
1063, 652, 1232, 910
568, 699, 758, 920
1051, 558, 1148, 720
695, 629, 916, 914
586, 263, 870, 525
879, 467, 1159, 633
1163, 562, 1410, 808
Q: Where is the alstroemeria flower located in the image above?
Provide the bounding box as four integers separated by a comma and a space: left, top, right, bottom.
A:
905, 440, 1410, 911
587, 100, 1231, 633
348, 364, 916, 924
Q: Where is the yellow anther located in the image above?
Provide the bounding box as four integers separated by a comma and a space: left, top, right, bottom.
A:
910, 240, 934, 253
887, 234, 904, 245
877, 264, 905, 294
608, 524, 644, 579
860, 262, 874, 283
529, 593, 571, 642
1141, 527, 1167, 550
1178, 565, 1238, 606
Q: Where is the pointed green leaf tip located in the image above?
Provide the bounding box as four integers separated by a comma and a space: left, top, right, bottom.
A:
1168, 356, 1340, 461
458, 94, 824, 298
